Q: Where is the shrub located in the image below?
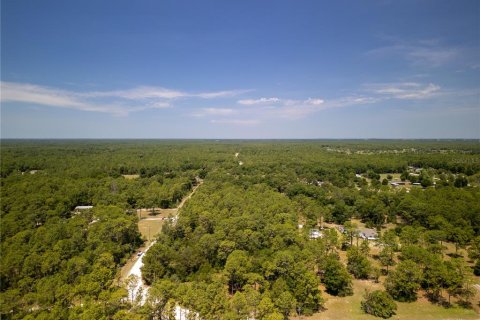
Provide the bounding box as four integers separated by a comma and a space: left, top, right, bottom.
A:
361, 290, 397, 318
474, 259, 480, 276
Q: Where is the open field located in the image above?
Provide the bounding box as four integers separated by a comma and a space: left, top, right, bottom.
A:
138, 216, 166, 242
122, 174, 140, 179
293, 280, 479, 320
137, 207, 178, 219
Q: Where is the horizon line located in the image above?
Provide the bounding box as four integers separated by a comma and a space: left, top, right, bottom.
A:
1, 138, 479, 141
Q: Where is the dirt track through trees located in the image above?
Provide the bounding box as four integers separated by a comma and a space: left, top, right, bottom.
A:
119, 179, 203, 287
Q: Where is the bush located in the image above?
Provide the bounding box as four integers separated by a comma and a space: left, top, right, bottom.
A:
474, 259, 480, 276
361, 290, 397, 318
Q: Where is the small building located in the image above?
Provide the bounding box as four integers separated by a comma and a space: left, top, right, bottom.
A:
309, 228, 323, 239
75, 205, 94, 211
359, 228, 378, 241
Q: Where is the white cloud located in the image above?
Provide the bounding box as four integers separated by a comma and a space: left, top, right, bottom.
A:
367, 82, 440, 99
305, 98, 325, 105
1, 81, 129, 115
85, 87, 248, 100
194, 80, 442, 125
235, 97, 327, 119
237, 97, 281, 105
1, 81, 247, 116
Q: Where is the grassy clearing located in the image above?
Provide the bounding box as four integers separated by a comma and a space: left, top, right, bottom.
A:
138, 218, 164, 242
136, 208, 177, 219
122, 174, 140, 179
293, 280, 479, 320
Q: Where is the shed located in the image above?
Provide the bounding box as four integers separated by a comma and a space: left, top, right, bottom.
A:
75, 205, 94, 210
309, 228, 323, 239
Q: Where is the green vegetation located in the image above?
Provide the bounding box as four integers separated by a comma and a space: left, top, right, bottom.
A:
322, 255, 353, 296
1, 139, 479, 319
361, 290, 397, 318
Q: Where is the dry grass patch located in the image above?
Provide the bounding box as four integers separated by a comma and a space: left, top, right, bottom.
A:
136, 208, 177, 219
138, 218, 164, 242
122, 174, 140, 179
293, 280, 478, 320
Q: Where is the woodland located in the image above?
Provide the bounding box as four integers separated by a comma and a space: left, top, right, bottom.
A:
1, 139, 479, 319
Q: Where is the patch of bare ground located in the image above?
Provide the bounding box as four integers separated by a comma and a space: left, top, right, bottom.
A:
122, 174, 140, 179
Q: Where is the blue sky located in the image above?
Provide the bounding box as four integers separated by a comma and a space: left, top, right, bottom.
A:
1, 0, 479, 138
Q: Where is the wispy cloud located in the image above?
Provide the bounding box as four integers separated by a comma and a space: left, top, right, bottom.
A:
1, 81, 247, 116
236, 97, 327, 119
224, 81, 441, 122
322, 96, 382, 109
196, 90, 250, 99
210, 119, 260, 126
406, 47, 458, 67
191, 107, 238, 117
85, 86, 186, 100
202, 108, 236, 115
238, 97, 281, 105
85, 86, 248, 100
366, 82, 440, 99
367, 38, 459, 67
305, 98, 325, 106
0, 81, 131, 115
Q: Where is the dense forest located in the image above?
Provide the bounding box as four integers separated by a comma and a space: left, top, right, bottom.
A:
1, 140, 479, 319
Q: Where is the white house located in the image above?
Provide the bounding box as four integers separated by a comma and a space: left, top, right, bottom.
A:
74, 205, 93, 210
309, 228, 323, 239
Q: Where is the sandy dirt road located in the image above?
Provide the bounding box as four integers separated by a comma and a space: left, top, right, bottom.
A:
119, 179, 203, 304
